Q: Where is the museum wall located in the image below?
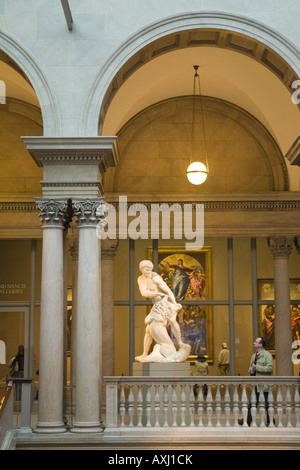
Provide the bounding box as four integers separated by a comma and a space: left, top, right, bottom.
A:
110, 96, 286, 195
114, 236, 300, 376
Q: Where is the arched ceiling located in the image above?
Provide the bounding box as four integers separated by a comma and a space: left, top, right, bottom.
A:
101, 32, 300, 162
0, 58, 39, 107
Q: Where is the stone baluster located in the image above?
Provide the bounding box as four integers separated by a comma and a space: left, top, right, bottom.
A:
180, 384, 186, 427
197, 385, 204, 427
277, 384, 283, 427
258, 386, 266, 427
154, 384, 160, 427
171, 384, 178, 427
267, 385, 275, 427
285, 384, 292, 427
145, 385, 151, 427
224, 384, 231, 427
241, 383, 248, 427
215, 384, 221, 427
294, 384, 300, 427
250, 385, 257, 427
189, 385, 195, 427
163, 384, 169, 427
206, 384, 213, 427
119, 384, 125, 427
137, 384, 143, 427
232, 384, 239, 426
128, 384, 134, 426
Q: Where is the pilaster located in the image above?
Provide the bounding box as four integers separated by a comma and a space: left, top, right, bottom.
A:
101, 239, 119, 410
268, 236, 294, 376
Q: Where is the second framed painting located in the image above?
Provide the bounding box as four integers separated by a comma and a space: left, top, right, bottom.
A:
147, 246, 213, 362
258, 278, 300, 353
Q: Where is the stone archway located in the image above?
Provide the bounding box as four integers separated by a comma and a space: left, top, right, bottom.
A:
0, 30, 61, 136
81, 11, 300, 137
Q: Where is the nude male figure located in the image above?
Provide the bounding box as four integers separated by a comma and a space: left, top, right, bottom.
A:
135, 260, 190, 363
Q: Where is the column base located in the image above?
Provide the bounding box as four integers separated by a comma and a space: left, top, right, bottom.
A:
71, 422, 104, 433
35, 421, 67, 434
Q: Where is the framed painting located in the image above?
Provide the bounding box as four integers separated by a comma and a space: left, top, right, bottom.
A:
258, 279, 300, 353
147, 246, 213, 362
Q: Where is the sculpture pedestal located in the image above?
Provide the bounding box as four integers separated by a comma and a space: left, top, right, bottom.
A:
132, 362, 191, 426
133, 362, 191, 377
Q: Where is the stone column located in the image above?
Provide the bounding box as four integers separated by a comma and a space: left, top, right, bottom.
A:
101, 239, 118, 409
268, 236, 294, 376
71, 199, 106, 433
35, 199, 68, 433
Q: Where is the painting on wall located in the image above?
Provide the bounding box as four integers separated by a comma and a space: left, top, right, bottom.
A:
147, 246, 213, 361
258, 279, 300, 353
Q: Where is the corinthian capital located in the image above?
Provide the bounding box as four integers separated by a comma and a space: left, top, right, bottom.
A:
101, 239, 119, 259
36, 198, 68, 227
73, 198, 107, 227
267, 236, 293, 258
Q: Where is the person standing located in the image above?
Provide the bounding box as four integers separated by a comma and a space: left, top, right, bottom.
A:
217, 342, 230, 375
10, 345, 24, 401
240, 337, 274, 426
192, 354, 209, 397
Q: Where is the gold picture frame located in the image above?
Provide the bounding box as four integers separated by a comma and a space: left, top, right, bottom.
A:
258, 278, 300, 353
147, 246, 213, 362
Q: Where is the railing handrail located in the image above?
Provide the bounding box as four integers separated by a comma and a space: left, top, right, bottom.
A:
0, 382, 13, 419
104, 375, 300, 385
8, 377, 33, 384
104, 374, 300, 431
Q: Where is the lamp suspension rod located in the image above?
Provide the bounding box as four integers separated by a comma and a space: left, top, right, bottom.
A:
192, 64, 209, 173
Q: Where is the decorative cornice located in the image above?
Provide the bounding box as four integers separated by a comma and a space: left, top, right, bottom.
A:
41, 181, 103, 188
2, 199, 300, 212
21, 137, 120, 174
107, 200, 300, 212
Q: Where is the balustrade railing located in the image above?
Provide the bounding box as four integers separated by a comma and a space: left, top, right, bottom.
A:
104, 376, 300, 430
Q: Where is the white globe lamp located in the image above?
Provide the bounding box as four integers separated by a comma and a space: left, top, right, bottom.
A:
187, 161, 208, 185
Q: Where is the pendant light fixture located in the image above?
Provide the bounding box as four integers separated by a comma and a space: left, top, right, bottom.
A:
186, 65, 209, 185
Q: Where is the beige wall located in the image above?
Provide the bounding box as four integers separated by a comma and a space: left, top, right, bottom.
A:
107, 96, 287, 195
0, 106, 43, 195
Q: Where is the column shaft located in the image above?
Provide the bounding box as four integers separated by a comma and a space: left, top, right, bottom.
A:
71, 199, 105, 433
269, 236, 293, 376
101, 239, 118, 409
36, 200, 67, 433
